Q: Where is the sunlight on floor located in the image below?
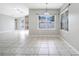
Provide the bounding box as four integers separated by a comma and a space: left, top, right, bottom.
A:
20, 30, 29, 35
19, 30, 29, 41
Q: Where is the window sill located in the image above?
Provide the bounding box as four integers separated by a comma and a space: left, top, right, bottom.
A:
37, 28, 56, 30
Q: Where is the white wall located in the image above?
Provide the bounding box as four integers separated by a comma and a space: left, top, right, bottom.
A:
60, 3, 79, 51
0, 14, 15, 33
29, 9, 60, 36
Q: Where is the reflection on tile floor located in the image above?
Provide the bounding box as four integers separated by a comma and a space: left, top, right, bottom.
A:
0, 31, 79, 56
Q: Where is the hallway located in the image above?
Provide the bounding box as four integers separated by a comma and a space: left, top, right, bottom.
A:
0, 31, 78, 56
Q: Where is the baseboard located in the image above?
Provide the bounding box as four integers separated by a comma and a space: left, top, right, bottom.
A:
0, 31, 15, 33
60, 37, 79, 54
30, 35, 60, 38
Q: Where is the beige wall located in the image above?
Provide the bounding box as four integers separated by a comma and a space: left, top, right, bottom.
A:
29, 9, 60, 36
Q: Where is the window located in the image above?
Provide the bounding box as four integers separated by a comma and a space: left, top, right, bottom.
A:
61, 10, 69, 31
38, 15, 55, 29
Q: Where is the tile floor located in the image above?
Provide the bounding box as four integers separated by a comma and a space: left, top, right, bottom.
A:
0, 31, 79, 56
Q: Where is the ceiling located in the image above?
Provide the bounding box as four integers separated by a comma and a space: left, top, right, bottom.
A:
0, 3, 64, 9
0, 3, 64, 17
0, 3, 29, 17
25, 3, 64, 9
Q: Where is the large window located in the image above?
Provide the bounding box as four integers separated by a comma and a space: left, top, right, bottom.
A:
61, 10, 69, 31
38, 15, 55, 29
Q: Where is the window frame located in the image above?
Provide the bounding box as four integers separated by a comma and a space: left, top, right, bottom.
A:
37, 15, 56, 30
60, 8, 69, 31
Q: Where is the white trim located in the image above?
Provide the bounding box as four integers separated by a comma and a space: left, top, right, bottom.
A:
0, 31, 15, 33
60, 29, 69, 33
60, 37, 79, 54
60, 7, 69, 15
30, 35, 59, 38
60, 7, 69, 32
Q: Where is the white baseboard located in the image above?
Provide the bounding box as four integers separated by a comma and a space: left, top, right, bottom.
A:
30, 35, 60, 38
60, 37, 79, 54
0, 31, 16, 33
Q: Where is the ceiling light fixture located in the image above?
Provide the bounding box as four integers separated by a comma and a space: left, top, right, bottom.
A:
44, 1, 50, 15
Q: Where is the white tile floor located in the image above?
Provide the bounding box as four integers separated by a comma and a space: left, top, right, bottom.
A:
0, 31, 79, 56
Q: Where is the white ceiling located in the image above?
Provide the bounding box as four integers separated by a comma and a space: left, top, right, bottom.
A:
0, 3, 64, 9
0, 3, 64, 17
0, 3, 29, 17
25, 3, 64, 9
